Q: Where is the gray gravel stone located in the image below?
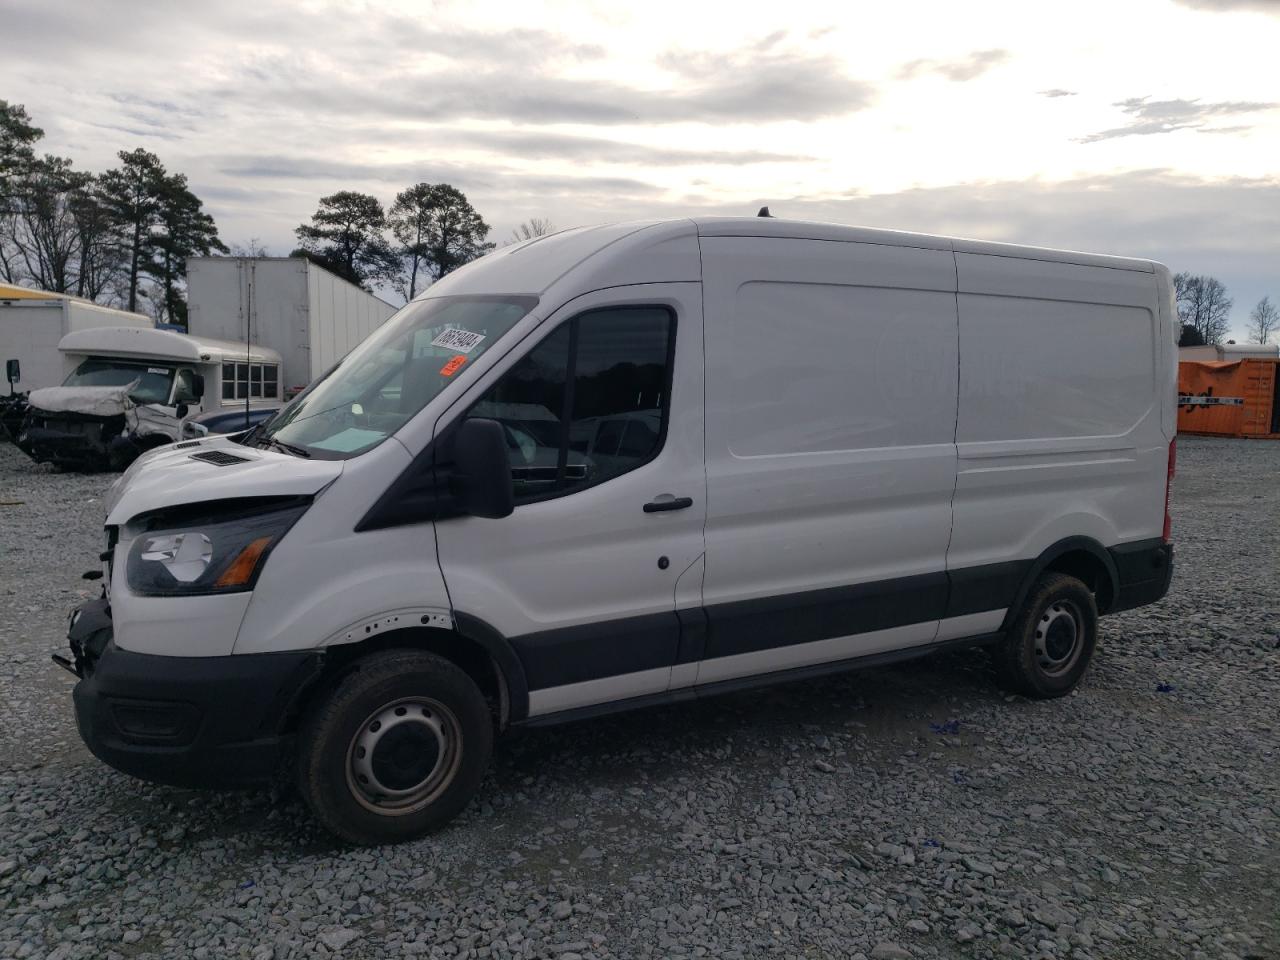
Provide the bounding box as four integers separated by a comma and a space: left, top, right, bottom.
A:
1, 437, 1278, 960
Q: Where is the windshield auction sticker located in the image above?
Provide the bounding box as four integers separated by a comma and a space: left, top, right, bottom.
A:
431, 329, 486, 353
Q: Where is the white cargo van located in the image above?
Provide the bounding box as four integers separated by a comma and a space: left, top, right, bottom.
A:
62, 218, 1177, 844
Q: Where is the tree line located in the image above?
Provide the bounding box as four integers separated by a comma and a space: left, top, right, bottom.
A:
2, 99, 554, 325
290, 190, 551, 300
1175, 273, 1277, 347
0, 100, 227, 325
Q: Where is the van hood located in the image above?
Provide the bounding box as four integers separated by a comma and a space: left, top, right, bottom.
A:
105, 436, 343, 526
29, 383, 137, 418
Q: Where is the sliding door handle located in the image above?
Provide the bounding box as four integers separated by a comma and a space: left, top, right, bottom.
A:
643, 496, 693, 513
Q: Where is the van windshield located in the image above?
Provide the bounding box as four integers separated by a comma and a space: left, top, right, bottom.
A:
63, 359, 174, 406
255, 295, 536, 459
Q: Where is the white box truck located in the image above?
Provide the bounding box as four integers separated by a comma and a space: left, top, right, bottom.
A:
185, 257, 398, 399
0, 284, 152, 390
60, 217, 1177, 845
1, 284, 152, 439
14, 258, 397, 468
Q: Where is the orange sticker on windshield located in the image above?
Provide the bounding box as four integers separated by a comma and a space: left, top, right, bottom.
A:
440, 354, 468, 377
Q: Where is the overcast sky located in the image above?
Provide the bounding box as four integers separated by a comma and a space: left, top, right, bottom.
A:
3, 0, 1277, 334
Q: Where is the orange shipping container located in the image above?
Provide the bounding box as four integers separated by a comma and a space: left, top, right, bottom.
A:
1177, 359, 1280, 438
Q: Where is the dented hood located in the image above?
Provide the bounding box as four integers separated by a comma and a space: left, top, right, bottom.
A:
28, 383, 137, 417
105, 436, 344, 526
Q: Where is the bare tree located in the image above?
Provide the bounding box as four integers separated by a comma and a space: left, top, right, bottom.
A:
508, 218, 555, 245
1246, 295, 1278, 345
229, 237, 270, 257
1173, 272, 1233, 345
0, 156, 85, 292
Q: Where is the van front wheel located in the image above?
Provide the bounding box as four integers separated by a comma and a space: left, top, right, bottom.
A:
995, 572, 1098, 699
297, 650, 493, 845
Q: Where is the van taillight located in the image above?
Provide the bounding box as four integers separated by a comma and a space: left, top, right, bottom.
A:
1163, 438, 1176, 542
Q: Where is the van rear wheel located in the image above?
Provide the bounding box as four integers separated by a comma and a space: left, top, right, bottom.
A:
995, 572, 1097, 699
297, 650, 493, 845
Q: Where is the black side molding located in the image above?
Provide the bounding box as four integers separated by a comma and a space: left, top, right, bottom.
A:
517, 630, 1003, 729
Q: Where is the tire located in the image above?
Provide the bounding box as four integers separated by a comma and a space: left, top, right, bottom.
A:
296, 649, 493, 845
995, 572, 1098, 699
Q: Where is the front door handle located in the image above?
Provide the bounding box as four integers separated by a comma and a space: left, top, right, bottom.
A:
643, 496, 693, 513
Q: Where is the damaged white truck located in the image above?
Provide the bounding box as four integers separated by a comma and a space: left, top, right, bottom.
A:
14, 256, 396, 470
16, 327, 283, 471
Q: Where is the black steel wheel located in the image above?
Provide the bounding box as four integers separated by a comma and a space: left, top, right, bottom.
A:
297, 649, 492, 845
996, 572, 1098, 699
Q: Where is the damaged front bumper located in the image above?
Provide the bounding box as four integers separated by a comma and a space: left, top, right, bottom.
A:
16, 411, 134, 471
63, 598, 322, 788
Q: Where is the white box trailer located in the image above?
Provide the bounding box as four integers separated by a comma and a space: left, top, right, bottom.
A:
0, 284, 151, 391
185, 257, 398, 400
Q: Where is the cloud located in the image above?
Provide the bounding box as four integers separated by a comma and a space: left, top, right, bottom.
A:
652, 47, 876, 121
190, 42, 875, 128
1038, 89, 1077, 98
1173, 0, 1280, 13
215, 154, 661, 199
897, 49, 1010, 82
1079, 96, 1277, 142
2, 4, 872, 128
439, 130, 813, 166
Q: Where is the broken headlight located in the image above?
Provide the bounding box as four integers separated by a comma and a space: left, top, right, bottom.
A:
125, 501, 308, 596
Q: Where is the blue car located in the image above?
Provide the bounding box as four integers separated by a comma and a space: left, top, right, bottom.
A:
181, 405, 279, 440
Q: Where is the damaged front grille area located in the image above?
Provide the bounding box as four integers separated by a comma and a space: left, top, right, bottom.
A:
16, 411, 128, 471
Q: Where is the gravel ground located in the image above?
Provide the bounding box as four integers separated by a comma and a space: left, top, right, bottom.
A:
0, 437, 1277, 960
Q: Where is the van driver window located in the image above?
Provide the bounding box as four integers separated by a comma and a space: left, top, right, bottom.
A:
468, 306, 674, 503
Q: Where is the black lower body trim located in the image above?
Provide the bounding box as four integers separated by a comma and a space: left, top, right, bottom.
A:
71, 624, 320, 788
702, 572, 948, 661
946, 561, 1030, 618
509, 611, 680, 691
517, 630, 1004, 729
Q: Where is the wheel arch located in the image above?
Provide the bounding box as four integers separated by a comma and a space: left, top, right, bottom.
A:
1002, 536, 1119, 631
285, 618, 529, 736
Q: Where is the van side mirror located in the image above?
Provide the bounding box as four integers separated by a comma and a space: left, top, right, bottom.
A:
190, 373, 204, 399
452, 418, 513, 519
5, 359, 18, 386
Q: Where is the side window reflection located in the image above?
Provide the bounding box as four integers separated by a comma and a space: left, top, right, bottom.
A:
466, 307, 674, 502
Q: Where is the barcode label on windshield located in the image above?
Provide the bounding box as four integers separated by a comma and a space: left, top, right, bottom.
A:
431, 329, 486, 353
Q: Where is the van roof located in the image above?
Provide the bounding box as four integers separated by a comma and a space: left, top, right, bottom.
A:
692, 217, 1156, 272
58, 326, 283, 365
422, 217, 1156, 304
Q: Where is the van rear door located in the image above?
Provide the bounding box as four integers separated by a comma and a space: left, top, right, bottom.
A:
696, 236, 960, 685
432, 284, 706, 718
